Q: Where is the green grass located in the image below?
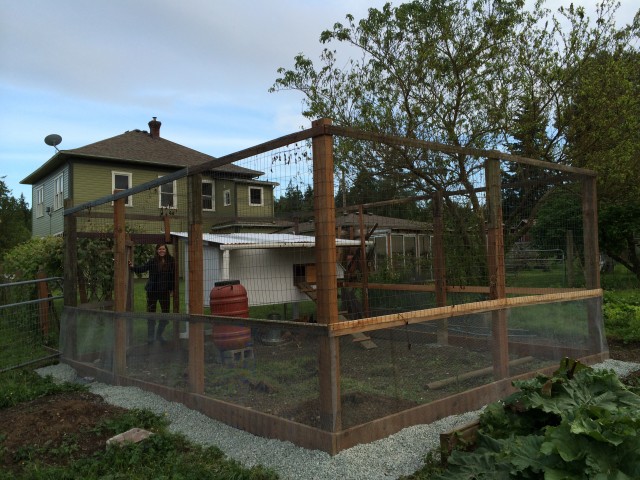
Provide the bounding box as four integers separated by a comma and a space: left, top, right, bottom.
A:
0, 369, 86, 409
601, 264, 640, 291
508, 300, 591, 339
506, 265, 572, 288
0, 368, 279, 479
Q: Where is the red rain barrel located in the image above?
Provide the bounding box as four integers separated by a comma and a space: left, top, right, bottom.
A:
210, 280, 251, 350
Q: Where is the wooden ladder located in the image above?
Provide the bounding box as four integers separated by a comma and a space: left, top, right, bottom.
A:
295, 282, 377, 349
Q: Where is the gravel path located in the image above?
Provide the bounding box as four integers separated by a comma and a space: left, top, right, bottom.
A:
37, 359, 640, 480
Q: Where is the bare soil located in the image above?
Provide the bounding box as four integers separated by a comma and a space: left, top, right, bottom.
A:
1, 341, 639, 473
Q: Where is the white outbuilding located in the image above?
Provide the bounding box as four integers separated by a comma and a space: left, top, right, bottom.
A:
172, 232, 363, 309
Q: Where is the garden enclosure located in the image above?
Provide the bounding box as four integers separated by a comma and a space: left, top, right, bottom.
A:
60, 118, 607, 454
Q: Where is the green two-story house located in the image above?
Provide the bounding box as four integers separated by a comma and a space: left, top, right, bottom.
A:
21, 118, 289, 237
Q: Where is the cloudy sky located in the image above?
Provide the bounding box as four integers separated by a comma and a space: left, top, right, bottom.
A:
1, 0, 636, 206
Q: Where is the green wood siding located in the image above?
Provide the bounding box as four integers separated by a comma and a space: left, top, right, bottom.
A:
70, 163, 274, 235
236, 183, 274, 219
31, 165, 67, 237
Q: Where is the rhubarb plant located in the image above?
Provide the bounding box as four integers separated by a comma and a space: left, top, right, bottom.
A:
442, 359, 640, 479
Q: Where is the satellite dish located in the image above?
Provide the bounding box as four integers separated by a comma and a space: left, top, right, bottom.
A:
44, 134, 62, 151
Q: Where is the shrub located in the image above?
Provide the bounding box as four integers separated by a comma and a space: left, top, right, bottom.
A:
1, 236, 64, 281
604, 290, 640, 342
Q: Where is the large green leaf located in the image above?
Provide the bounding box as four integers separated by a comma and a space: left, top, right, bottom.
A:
444, 360, 640, 478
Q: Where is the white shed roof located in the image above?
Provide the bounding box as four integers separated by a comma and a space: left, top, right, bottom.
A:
171, 232, 364, 249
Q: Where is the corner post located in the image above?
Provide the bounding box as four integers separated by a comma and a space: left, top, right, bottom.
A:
485, 158, 508, 379
312, 118, 341, 435
582, 176, 604, 355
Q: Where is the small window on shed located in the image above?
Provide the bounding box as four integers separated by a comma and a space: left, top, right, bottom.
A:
249, 186, 263, 206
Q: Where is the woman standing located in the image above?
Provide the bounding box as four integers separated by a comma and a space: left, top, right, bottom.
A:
129, 243, 176, 344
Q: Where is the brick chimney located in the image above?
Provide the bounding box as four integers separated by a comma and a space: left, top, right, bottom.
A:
148, 117, 161, 139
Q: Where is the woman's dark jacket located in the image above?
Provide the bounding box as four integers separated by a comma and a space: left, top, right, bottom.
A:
131, 257, 176, 294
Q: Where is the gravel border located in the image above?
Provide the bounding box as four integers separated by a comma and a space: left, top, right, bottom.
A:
36, 359, 640, 480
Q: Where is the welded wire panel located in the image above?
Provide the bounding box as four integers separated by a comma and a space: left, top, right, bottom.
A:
503, 171, 586, 292
202, 319, 323, 423
0, 279, 62, 371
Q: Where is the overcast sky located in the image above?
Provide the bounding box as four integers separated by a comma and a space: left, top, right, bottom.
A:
1, 0, 636, 206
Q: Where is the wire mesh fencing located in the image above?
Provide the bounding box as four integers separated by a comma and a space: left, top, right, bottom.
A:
58, 119, 607, 453
0, 276, 62, 372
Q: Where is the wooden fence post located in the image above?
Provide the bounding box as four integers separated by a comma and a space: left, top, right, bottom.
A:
113, 196, 127, 376
313, 118, 342, 435
63, 200, 77, 309
36, 268, 50, 338
187, 173, 205, 394
582, 176, 604, 354
62, 200, 77, 361
485, 158, 508, 379
358, 205, 370, 317
433, 190, 448, 344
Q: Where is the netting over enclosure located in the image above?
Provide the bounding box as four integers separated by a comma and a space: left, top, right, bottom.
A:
60, 119, 606, 454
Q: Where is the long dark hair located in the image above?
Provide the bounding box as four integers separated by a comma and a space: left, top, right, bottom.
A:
154, 243, 172, 267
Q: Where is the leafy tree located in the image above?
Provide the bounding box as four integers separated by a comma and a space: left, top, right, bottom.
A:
271, 0, 537, 270
0, 177, 31, 260
335, 166, 425, 219
562, 48, 640, 281
272, 0, 638, 281
271, 0, 531, 205
599, 203, 640, 282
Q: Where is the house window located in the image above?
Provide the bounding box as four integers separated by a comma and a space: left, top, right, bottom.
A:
112, 172, 132, 206
53, 174, 64, 210
35, 185, 44, 218
158, 176, 177, 209
224, 189, 231, 207
249, 186, 263, 206
202, 180, 214, 211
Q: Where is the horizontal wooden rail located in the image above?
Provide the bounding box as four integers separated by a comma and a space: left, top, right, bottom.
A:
340, 282, 586, 295
329, 289, 602, 337
327, 125, 597, 176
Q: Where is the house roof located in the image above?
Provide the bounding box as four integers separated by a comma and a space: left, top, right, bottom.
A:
171, 232, 363, 249
210, 218, 295, 232
294, 212, 431, 235
21, 126, 262, 185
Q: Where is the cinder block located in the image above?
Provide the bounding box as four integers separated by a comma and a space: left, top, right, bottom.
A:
222, 347, 254, 367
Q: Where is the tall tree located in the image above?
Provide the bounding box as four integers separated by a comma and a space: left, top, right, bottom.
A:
0, 177, 31, 261
563, 47, 640, 280
272, 0, 638, 278
272, 0, 533, 268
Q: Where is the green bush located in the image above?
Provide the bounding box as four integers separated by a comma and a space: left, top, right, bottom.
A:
604, 290, 640, 342
1, 236, 64, 280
